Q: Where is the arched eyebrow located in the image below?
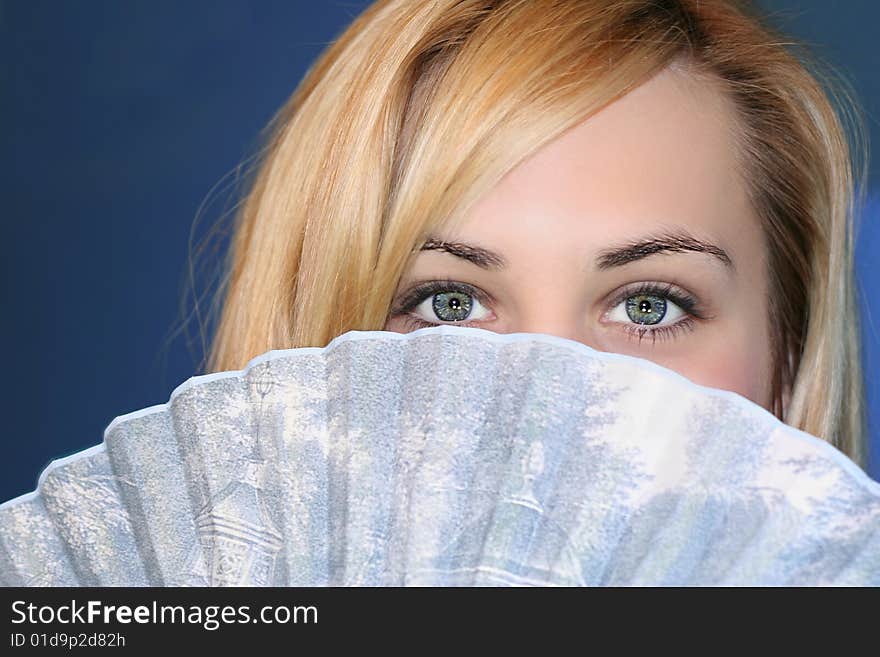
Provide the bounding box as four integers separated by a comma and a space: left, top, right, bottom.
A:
594, 231, 734, 272
420, 229, 733, 272
419, 237, 507, 270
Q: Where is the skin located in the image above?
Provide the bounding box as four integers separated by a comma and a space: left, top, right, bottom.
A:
384, 66, 774, 411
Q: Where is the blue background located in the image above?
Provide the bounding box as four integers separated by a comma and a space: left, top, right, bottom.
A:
1, 0, 878, 502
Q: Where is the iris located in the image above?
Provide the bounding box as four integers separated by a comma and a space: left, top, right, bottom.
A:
432, 291, 473, 322
625, 294, 667, 325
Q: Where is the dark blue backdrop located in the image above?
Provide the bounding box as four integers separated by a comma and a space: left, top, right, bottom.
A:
2, 0, 878, 502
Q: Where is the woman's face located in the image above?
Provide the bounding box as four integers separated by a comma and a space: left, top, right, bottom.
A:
384, 67, 774, 411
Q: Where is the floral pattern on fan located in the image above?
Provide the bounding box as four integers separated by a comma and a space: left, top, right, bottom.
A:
0, 326, 878, 586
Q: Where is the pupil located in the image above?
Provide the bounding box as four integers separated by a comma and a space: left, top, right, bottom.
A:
639, 300, 652, 314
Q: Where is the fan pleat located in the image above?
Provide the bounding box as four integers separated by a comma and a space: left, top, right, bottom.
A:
0, 495, 80, 585
405, 333, 513, 586
105, 410, 189, 586
38, 447, 149, 585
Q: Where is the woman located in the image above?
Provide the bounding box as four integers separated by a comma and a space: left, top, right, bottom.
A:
207, 0, 868, 468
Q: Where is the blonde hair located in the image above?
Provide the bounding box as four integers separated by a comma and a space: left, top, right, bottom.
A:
202, 0, 868, 467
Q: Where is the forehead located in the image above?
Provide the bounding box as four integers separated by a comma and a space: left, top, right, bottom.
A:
447, 66, 755, 259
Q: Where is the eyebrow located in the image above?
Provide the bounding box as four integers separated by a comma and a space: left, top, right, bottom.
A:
595, 230, 734, 272
419, 237, 507, 270
419, 229, 733, 272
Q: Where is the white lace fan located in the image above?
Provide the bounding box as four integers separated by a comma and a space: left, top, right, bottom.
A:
1, 326, 878, 586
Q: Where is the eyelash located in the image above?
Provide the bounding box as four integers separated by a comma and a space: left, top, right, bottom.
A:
390, 279, 707, 346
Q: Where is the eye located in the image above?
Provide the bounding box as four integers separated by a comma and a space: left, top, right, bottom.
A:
414, 289, 491, 323
393, 279, 493, 329
602, 282, 703, 344
605, 292, 685, 326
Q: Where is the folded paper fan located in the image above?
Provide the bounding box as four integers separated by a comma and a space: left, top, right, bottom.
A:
1, 326, 878, 586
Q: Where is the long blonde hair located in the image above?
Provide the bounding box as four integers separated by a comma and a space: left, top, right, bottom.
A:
203, 0, 868, 467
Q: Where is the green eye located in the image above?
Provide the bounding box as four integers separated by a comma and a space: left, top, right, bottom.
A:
625, 294, 667, 325
431, 291, 474, 322
402, 281, 493, 326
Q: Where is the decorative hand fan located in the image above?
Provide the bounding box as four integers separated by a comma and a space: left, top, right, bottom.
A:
1, 326, 878, 586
